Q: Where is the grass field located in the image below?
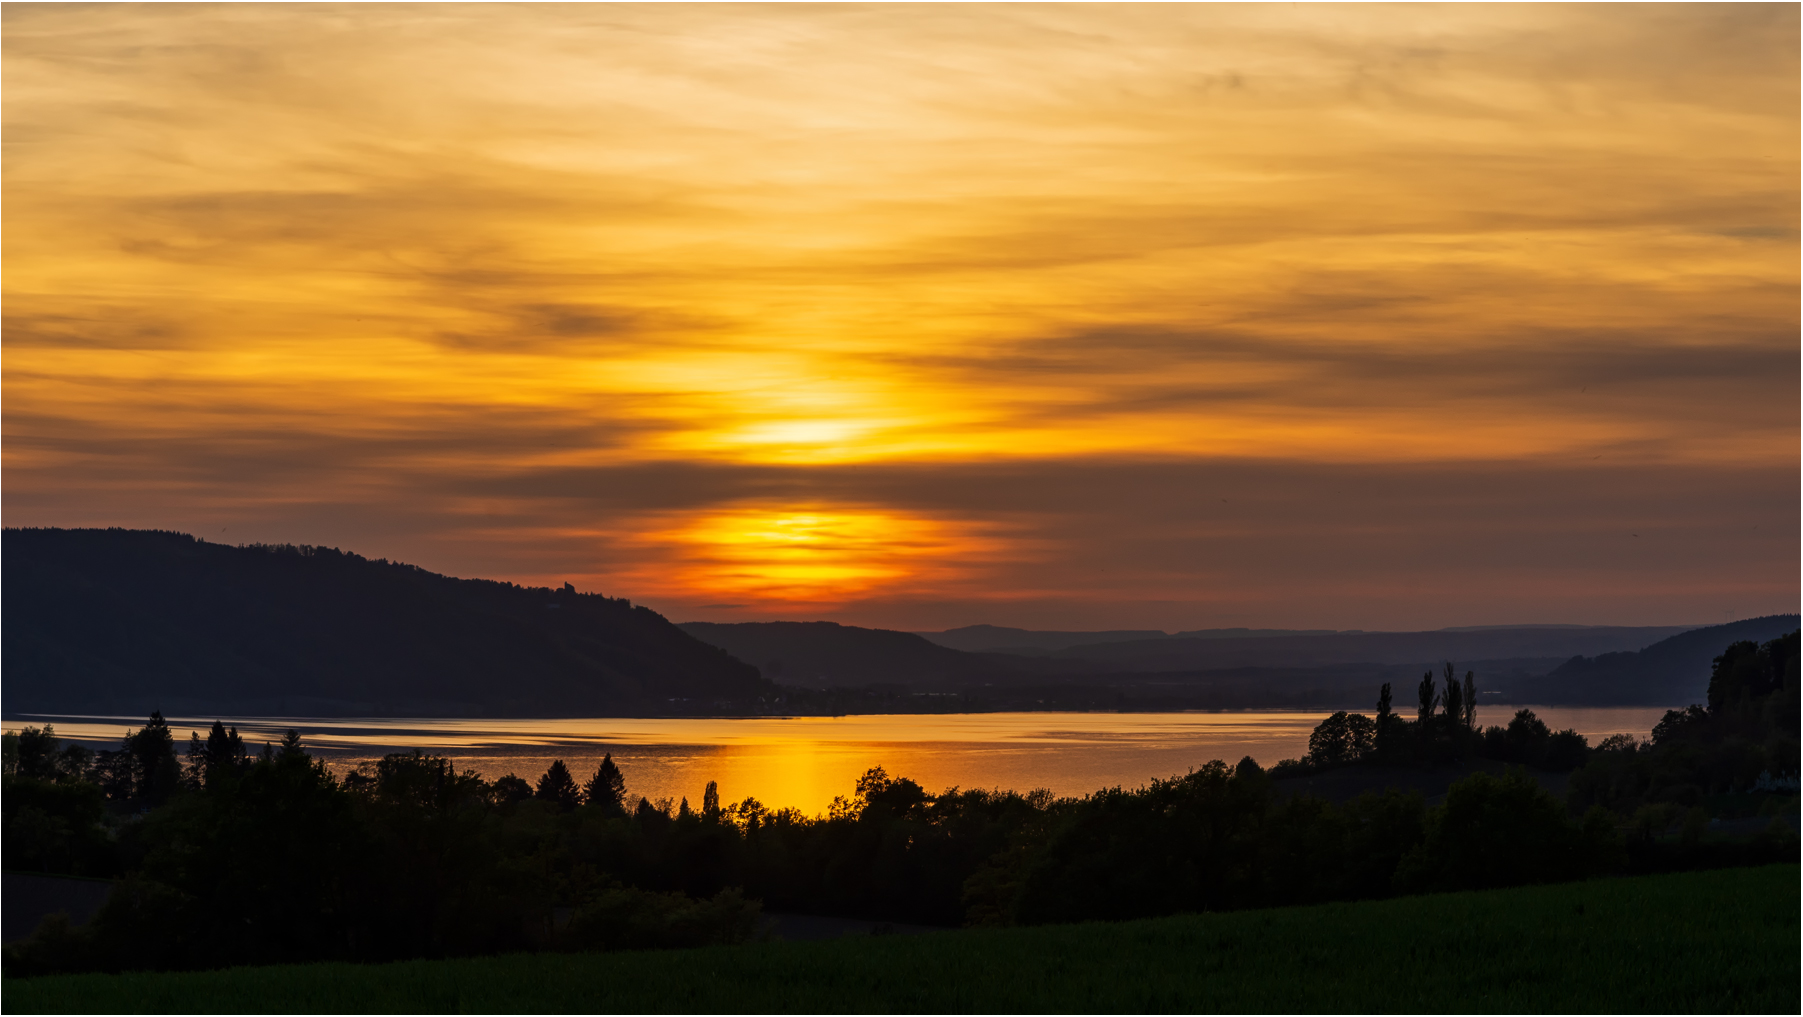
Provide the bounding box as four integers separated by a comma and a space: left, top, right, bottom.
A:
5, 866, 1796, 1013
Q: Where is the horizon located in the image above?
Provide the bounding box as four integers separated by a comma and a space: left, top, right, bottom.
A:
4, 5, 1797, 632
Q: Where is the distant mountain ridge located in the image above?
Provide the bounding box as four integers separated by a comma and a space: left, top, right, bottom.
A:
916, 624, 1694, 660
678, 617, 1761, 706
918, 625, 1341, 655
1014, 626, 1699, 673
3, 527, 770, 717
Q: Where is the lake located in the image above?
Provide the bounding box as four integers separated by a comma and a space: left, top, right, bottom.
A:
13, 707, 1673, 816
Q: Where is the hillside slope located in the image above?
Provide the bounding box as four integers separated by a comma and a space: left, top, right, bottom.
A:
1509, 615, 1802, 705
678, 621, 1016, 688
2, 528, 770, 717
1030, 625, 1697, 672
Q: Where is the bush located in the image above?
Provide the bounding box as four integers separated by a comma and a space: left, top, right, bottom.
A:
1394, 770, 1602, 892
562, 887, 762, 951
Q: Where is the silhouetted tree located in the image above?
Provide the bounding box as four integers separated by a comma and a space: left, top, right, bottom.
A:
535, 760, 581, 810
125, 712, 180, 804
1, 726, 88, 783
187, 721, 249, 789
701, 780, 721, 820
491, 773, 533, 806
583, 754, 628, 815
1440, 662, 1463, 729
1374, 682, 1405, 759
1707, 633, 1796, 712
1308, 712, 1376, 767
1416, 671, 1437, 726
1462, 670, 1478, 730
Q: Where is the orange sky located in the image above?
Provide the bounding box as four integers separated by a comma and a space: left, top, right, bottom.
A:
4, 4, 1797, 630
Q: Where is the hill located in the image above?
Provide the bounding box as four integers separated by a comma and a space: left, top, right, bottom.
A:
1018, 625, 1697, 672
1503, 615, 1802, 705
916, 625, 1176, 654
1, 528, 771, 717
679, 618, 1756, 707
677, 621, 1015, 688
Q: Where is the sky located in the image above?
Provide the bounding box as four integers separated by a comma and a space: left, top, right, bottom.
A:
4, 3, 1797, 632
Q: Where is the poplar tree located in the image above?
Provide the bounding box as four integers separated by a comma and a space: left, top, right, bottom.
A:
1441, 662, 1464, 729
1416, 670, 1437, 726
1462, 670, 1478, 730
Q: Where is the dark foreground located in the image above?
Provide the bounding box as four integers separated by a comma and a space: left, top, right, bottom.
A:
7, 866, 1796, 1014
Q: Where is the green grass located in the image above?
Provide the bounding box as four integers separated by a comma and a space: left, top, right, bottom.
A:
6, 866, 1796, 1013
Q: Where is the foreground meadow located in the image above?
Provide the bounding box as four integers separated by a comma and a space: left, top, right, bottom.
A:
7, 865, 1796, 1014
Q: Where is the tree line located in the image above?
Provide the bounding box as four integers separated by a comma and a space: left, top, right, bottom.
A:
1282, 661, 1590, 774
4, 634, 1795, 976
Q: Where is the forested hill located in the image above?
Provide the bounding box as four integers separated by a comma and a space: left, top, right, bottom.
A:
2, 528, 771, 717
678, 620, 1012, 688
1507, 615, 1801, 705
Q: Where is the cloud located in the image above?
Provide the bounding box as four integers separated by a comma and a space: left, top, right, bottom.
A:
3, 4, 1795, 626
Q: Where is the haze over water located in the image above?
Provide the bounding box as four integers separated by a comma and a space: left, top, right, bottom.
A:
22, 707, 1672, 815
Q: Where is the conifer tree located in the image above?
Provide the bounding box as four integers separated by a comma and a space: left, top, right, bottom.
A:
582, 753, 628, 814
535, 760, 581, 810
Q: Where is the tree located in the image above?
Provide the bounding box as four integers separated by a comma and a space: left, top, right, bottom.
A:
1502, 708, 1554, 766
125, 712, 180, 804
1441, 662, 1463, 729
1374, 682, 1405, 759
1416, 671, 1437, 726
582, 754, 628, 815
701, 780, 722, 820
1706, 633, 1796, 712
535, 760, 581, 810
491, 773, 534, 806
188, 721, 249, 789
1462, 670, 1477, 730
3, 725, 81, 781
1308, 712, 1376, 768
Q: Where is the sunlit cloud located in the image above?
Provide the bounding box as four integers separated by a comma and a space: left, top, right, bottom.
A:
613, 505, 1019, 606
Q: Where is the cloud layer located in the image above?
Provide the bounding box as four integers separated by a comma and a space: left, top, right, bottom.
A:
4, 4, 1796, 627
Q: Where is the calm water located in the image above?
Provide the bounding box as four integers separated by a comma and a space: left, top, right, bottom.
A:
14, 707, 1672, 816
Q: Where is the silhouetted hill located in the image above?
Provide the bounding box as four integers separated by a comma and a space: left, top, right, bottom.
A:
678, 617, 1736, 707
917, 625, 1341, 654
1025, 625, 1696, 672
1503, 616, 1802, 705
677, 621, 1016, 688
3, 528, 771, 717
918, 626, 1175, 655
